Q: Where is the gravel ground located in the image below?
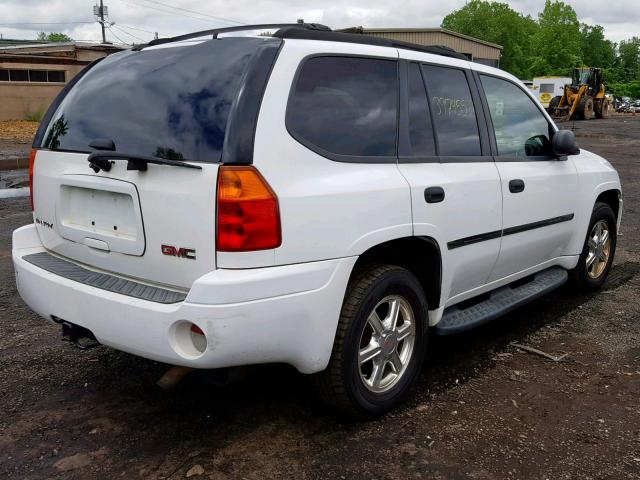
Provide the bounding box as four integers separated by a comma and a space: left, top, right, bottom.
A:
1, 117, 639, 479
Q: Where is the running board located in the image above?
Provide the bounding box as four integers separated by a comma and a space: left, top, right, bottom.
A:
434, 267, 568, 335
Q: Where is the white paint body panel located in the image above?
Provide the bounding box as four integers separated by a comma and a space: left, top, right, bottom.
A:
14, 38, 622, 373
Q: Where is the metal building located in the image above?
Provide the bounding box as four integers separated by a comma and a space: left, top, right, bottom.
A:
343, 27, 502, 67
0, 42, 124, 121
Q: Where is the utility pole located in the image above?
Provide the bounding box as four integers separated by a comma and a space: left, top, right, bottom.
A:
99, 0, 106, 44
94, 1, 109, 43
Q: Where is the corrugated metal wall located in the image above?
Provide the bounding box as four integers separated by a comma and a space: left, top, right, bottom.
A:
364, 31, 501, 61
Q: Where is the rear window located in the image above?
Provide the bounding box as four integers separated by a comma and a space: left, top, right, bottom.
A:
287, 56, 398, 158
539, 83, 554, 93
41, 38, 272, 163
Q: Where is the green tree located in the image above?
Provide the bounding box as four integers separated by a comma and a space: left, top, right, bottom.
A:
617, 37, 640, 82
441, 0, 538, 78
530, 0, 582, 76
37, 32, 73, 42
580, 24, 616, 69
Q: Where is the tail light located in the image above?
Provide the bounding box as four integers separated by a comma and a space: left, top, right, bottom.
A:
217, 166, 281, 252
29, 148, 37, 211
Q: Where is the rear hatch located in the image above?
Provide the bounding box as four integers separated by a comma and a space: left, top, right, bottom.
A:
32, 37, 278, 289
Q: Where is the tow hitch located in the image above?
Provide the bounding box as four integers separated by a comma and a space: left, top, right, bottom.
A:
52, 316, 101, 350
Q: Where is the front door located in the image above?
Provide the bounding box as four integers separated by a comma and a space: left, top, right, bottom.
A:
476, 73, 580, 282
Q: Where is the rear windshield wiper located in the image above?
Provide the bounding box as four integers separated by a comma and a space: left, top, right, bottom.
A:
87, 151, 203, 173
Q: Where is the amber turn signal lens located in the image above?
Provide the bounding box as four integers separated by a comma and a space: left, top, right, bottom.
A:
216, 166, 281, 252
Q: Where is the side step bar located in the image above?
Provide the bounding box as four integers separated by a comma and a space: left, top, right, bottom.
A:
434, 267, 568, 335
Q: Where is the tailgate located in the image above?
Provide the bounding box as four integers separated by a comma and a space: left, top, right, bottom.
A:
33, 150, 218, 289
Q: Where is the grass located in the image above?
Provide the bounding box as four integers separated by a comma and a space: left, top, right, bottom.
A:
23, 110, 44, 122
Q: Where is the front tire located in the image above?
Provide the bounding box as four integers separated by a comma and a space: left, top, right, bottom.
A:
577, 96, 594, 120
568, 202, 617, 291
312, 264, 428, 417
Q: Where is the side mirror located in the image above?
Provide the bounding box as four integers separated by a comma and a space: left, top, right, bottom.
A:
551, 129, 580, 157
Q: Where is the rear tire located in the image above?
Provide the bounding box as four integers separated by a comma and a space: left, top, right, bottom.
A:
312, 264, 428, 418
595, 98, 610, 119
577, 96, 594, 120
568, 202, 617, 291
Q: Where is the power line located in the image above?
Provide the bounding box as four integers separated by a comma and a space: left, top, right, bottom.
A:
117, 0, 243, 27
106, 25, 128, 45
112, 24, 145, 42
116, 0, 221, 26
134, 0, 243, 25
117, 23, 164, 36
0, 21, 94, 26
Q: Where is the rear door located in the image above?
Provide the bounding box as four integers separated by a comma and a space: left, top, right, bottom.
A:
476, 73, 579, 281
32, 37, 278, 289
397, 56, 502, 302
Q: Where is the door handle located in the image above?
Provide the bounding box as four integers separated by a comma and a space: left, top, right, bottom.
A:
424, 186, 445, 203
509, 179, 525, 193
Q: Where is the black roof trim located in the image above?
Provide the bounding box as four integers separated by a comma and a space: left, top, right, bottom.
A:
273, 27, 468, 60
136, 23, 330, 50
135, 23, 467, 60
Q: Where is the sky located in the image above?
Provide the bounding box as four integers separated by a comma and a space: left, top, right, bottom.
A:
0, 0, 638, 45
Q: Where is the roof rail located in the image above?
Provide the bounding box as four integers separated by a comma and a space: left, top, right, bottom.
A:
135, 23, 331, 50
134, 23, 467, 61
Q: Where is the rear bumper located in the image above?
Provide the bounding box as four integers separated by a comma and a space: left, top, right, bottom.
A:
13, 224, 355, 373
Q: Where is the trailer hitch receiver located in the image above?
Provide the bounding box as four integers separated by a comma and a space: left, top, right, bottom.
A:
52, 316, 101, 350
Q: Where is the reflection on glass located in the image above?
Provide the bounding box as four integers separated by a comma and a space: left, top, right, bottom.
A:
43, 115, 68, 150
288, 57, 398, 157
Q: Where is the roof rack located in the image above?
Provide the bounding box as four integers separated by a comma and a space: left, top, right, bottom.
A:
135, 23, 330, 50
134, 23, 467, 61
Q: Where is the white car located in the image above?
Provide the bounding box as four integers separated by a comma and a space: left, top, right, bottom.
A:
13, 24, 622, 416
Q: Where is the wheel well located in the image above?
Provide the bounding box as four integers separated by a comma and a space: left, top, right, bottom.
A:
351, 237, 442, 310
596, 189, 621, 219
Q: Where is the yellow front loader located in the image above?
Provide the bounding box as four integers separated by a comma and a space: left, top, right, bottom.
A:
547, 68, 610, 121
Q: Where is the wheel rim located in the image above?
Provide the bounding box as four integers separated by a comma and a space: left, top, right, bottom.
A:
358, 295, 416, 394
586, 220, 611, 279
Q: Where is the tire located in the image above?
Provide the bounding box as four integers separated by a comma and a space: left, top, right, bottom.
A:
595, 98, 610, 119
312, 264, 428, 417
577, 96, 594, 120
568, 202, 617, 291
548, 96, 562, 115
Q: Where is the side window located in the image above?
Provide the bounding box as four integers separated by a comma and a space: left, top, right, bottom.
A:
287, 56, 398, 157
480, 75, 553, 158
407, 63, 436, 156
421, 65, 481, 156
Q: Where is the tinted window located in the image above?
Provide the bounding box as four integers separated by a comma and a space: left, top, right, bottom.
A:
481, 75, 552, 157
539, 83, 554, 93
10, 70, 28, 82
407, 63, 435, 156
0, 70, 8, 81
47, 70, 65, 83
29, 70, 47, 82
288, 56, 398, 157
41, 38, 269, 162
421, 65, 481, 156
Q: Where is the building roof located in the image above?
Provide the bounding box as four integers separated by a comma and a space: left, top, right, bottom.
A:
0, 41, 125, 56
353, 27, 503, 50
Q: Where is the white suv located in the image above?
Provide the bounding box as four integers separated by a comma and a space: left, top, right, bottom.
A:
12, 24, 622, 416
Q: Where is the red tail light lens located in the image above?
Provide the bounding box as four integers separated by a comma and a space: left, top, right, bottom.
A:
217, 166, 281, 252
29, 148, 37, 211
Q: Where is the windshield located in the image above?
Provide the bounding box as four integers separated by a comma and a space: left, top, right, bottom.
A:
41, 37, 273, 163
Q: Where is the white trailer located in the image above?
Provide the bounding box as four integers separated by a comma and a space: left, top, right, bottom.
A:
532, 76, 571, 108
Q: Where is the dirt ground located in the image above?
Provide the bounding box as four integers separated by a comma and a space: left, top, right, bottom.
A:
1, 117, 639, 480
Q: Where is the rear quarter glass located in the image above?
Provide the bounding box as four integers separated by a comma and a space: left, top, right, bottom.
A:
39, 37, 280, 163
